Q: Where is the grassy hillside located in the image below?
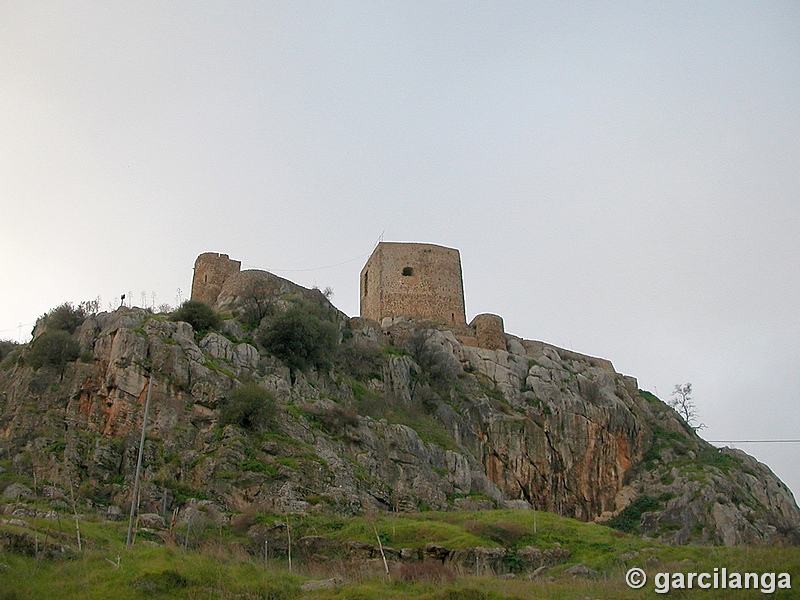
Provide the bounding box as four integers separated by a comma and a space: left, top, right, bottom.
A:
1, 509, 797, 599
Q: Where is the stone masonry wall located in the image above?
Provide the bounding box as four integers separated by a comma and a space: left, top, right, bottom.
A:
191, 252, 242, 305
360, 242, 466, 326
471, 313, 507, 351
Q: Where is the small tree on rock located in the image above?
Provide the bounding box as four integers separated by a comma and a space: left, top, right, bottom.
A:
669, 382, 705, 431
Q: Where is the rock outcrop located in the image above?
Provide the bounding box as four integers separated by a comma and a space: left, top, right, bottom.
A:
0, 275, 798, 546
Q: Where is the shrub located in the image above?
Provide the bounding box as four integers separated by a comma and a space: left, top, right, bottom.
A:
404, 329, 459, 391
580, 378, 603, 403
230, 505, 260, 534
0, 340, 19, 364
501, 550, 524, 573
258, 302, 338, 373
36, 301, 94, 335
335, 338, 383, 380
305, 404, 359, 433
171, 300, 222, 333
606, 494, 664, 533
219, 383, 277, 431
26, 330, 80, 371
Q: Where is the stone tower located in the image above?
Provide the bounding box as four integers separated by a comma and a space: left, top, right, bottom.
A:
360, 242, 466, 326
191, 252, 242, 305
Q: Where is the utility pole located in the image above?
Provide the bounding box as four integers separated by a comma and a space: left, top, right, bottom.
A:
126, 372, 154, 549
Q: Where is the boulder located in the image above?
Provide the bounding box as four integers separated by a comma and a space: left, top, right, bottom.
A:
2, 484, 33, 500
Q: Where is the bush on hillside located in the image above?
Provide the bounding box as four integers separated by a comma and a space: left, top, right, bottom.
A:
404, 329, 459, 390
171, 300, 222, 333
258, 302, 338, 373
606, 494, 665, 533
0, 340, 19, 363
0, 340, 23, 371
35, 300, 98, 336
27, 330, 80, 371
218, 383, 277, 431
334, 335, 384, 380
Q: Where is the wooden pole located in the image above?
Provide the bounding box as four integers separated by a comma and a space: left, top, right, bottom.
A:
68, 479, 82, 552
374, 525, 389, 576
286, 518, 292, 573
127, 372, 154, 550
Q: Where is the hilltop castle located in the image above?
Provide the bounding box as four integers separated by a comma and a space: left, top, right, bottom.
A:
191, 242, 507, 350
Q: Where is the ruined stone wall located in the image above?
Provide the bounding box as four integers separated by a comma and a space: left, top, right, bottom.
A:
360, 242, 466, 326
471, 314, 507, 351
191, 252, 242, 305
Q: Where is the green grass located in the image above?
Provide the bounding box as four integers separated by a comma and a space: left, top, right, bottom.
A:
382, 345, 409, 357
0, 546, 304, 599
1, 509, 798, 599
237, 459, 279, 476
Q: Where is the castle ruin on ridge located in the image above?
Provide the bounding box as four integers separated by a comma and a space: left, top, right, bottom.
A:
191, 242, 507, 350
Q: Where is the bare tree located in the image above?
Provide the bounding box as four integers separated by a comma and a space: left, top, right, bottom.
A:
238, 278, 277, 327
313, 285, 334, 300
669, 382, 705, 431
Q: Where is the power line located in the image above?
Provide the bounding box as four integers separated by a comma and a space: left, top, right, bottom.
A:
0, 322, 34, 334
243, 251, 371, 273
708, 440, 800, 444
241, 231, 386, 274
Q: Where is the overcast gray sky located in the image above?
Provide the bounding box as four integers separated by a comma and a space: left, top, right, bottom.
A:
2, 2, 798, 499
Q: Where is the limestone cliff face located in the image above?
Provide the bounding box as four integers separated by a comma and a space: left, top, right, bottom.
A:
1, 284, 798, 546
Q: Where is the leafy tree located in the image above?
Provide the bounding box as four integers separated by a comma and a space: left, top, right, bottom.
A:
27, 330, 80, 372
218, 383, 277, 431
171, 300, 221, 333
258, 301, 338, 373
669, 382, 705, 431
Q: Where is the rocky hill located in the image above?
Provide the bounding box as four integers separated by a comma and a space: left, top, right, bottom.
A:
1, 270, 798, 546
